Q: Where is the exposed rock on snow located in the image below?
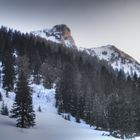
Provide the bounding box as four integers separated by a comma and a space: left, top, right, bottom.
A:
32, 24, 77, 49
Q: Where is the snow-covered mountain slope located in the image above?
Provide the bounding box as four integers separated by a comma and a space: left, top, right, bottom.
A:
80, 45, 140, 76
0, 84, 120, 140
32, 24, 77, 49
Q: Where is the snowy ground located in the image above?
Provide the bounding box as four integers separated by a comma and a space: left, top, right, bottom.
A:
0, 84, 139, 140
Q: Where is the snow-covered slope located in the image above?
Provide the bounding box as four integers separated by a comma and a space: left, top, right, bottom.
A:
2, 83, 140, 140
80, 45, 140, 76
32, 24, 77, 49
0, 83, 120, 140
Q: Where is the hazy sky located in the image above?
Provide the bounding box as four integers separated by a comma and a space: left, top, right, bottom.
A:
0, 0, 140, 62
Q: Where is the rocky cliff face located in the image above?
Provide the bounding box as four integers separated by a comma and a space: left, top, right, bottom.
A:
32, 24, 77, 49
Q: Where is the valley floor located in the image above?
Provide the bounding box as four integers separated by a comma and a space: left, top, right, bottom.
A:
0, 84, 139, 140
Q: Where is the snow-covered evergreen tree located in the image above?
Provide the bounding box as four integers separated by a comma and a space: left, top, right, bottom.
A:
1, 102, 9, 116
2, 41, 15, 96
0, 92, 2, 101
10, 71, 35, 128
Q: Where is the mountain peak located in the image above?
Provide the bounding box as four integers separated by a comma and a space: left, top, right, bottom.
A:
32, 24, 77, 49
80, 45, 140, 76
51, 24, 71, 33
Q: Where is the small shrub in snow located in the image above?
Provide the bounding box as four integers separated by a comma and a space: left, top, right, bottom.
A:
38, 106, 42, 112
37, 93, 40, 98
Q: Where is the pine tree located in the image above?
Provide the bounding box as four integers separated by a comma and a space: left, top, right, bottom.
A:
0, 92, 2, 101
56, 62, 78, 115
2, 41, 15, 96
1, 102, 9, 116
10, 71, 35, 128
41, 62, 56, 89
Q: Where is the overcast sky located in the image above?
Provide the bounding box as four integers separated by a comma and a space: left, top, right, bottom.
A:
0, 0, 140, 62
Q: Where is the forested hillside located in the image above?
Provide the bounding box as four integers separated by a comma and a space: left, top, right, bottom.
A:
0, 26, 140, 139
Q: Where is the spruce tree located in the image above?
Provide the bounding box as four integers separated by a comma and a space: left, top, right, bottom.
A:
10, 71, 35, 128
2, 43, 15, 96
56, 62, 78, 115
0, 92, 2, 101
1, 102, 9, 116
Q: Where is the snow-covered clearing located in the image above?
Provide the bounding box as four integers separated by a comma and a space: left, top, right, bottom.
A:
0, 84, 139, 140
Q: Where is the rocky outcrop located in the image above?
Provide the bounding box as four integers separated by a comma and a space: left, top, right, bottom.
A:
32, 24, 77, 49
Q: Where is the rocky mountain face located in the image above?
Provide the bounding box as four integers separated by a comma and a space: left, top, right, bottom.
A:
80, 45, 140, 76
32, 24, 77, 49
